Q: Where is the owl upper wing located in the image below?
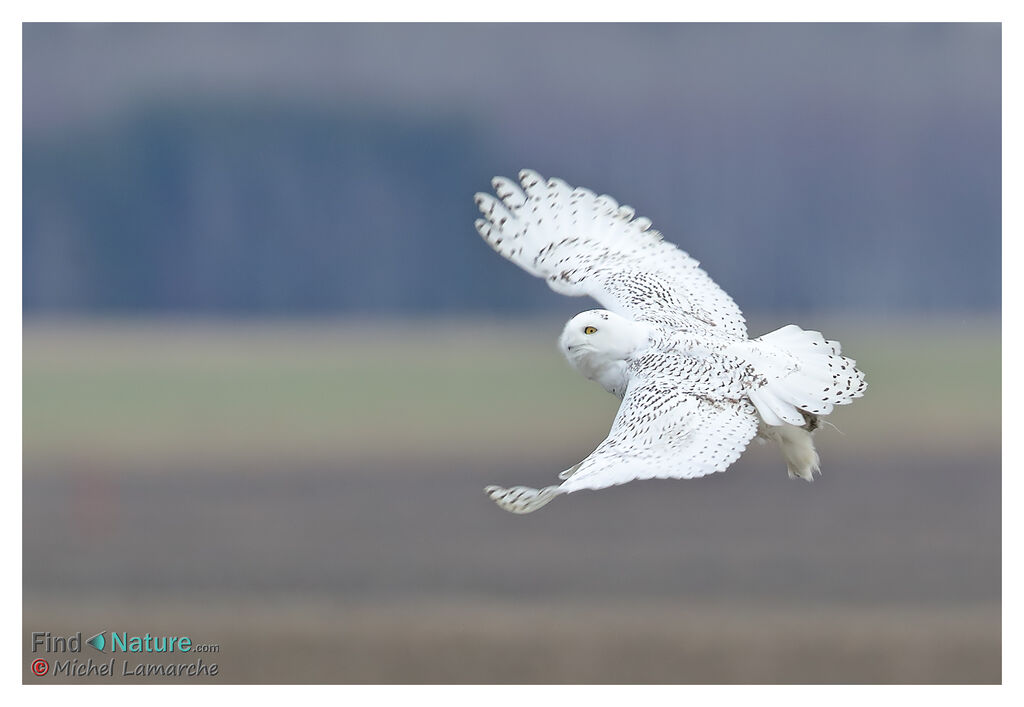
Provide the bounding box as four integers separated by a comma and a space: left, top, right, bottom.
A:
474, 169, 747, 337
484, 354, 761, 513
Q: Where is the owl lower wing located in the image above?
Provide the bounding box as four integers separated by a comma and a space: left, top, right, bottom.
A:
559, 378, 760, 492
484, 377, 760, 513
473, 170, 747, 336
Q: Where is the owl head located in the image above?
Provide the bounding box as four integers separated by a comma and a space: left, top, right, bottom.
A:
559, 309, 651, 367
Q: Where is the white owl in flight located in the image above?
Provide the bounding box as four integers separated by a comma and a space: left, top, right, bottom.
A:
473, 170, 866, 514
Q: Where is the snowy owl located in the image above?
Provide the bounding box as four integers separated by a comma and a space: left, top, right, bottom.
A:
473, 169, 866, 514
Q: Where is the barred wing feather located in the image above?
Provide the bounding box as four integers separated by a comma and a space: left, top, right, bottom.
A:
484, 376, 759, 513
474, 169, 747, 337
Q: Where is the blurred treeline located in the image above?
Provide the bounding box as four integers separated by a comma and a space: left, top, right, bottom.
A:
22, 23, 1001, 317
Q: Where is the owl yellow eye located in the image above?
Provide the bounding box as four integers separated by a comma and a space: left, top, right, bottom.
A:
584, 326, 598, 335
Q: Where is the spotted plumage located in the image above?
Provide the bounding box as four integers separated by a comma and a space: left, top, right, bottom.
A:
475, 170, 867, 514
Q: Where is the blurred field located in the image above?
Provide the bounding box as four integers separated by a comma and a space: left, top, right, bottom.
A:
22, 318, 1000, 683
24, 598, 998, 684
23, 316, 1000, 472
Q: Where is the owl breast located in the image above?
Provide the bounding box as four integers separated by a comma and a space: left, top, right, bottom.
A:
570, 355, 631, 399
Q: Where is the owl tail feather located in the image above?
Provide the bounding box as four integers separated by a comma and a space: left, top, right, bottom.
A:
732, 324, 867, 426
484, 484, 563, 514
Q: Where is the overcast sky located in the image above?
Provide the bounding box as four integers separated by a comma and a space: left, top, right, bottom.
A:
22, 23, 1001, 315
24, 23, 998, 142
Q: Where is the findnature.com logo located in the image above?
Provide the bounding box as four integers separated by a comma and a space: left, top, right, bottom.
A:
29, 631, 221, 679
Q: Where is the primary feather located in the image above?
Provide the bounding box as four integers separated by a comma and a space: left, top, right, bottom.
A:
474, 169, 747, 336
474, 170, 866, 513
